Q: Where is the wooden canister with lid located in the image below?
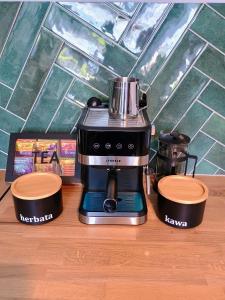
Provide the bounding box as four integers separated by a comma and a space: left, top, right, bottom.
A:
11, 172, 63, 225
157, 175, 208, 228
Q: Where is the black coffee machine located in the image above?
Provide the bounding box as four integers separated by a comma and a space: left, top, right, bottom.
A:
77, 77, 151, 225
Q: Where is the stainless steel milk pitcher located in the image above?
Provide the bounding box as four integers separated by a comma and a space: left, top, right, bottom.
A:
109, 77, 145, 120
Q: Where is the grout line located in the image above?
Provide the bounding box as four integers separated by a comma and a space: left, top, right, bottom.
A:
54, 63, 109, 98
20, 43, 64, 133
204, 158, 225, 173
127, 3, 173, 78
117, 3, 143, 44
200, 129, 225, 148
189, 28, 225, 58
67, 98, 85, 108
195, 141, 216, 169
5, 3, 53, 108
206, 4, 225, 22
68, 98, 86, 134
45, 78, 76, 133
150, 148, 157, 154
149, 149, 157, 162
70, 119, 79, 135
70, 99, 85, 108
0, 106, 25, 121
152, 42, 208, 124
196, 100, 225, 121
0, 80, 13, 91
213, 168, 220, 175
69, 105, 84, 134
69, 106, 83, 134
215, 168, 225, 175
0, 149, 7, 156
196, 158, 220, 175
0, 129, 10, 136
193, 66, 225, 91
42, 26, 120, 78
0, 2, 23, 59
105, 2, 133, 20
56, 3, 138, 60
143, 3, 204, 94
75, 77, 109, 99
190, 112, 213, 142
171, 79, 211, 132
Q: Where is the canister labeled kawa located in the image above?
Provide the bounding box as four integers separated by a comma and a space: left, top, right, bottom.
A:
157, 175, 208, 229
11, 173, 63, 225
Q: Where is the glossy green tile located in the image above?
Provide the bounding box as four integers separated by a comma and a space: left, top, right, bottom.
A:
0, 84, 12, 107
0, 2, 20, 53
175, 102, 212, 139
7, 30, 62, 119
195, 159, 218, 175
0, 3, 49, 88
209, 4, 225, 17
0, 107, 24, 132
206, 143, 225, 170
147, 32, 206, 120
187, 132, 214, 172
121, 3, 168, 55
216, 169, 225, 175
195, 46, 225, 87
23, 66, 73, 132
60, 2, 129, 41
133, 4, 200, 84
202, 114, 225, 144
113, 2, 139, 16
0, 130, 10, 153
45, 5, 135, 75
150, 136, 159, 151
191, 6, 225, 53
149, 148, 157, 169
0, 152, 7, 169
189, 132, 214, 158
199, 82, 225, 117
57, 46, 115, 95
67, 80, 108, 104
48, 99, 81, 132
154, 69, 209, 132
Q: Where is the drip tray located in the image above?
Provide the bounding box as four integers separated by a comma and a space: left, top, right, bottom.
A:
79, 191, 147, 225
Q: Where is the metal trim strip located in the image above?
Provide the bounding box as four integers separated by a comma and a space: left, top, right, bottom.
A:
78, 154, 149, 166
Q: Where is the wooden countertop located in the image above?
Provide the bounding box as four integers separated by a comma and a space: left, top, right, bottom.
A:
0, 171, 225, 300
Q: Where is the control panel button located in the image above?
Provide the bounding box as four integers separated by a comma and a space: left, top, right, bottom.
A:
116, 143, 122, 150
128, 143, 134, 150
105, 143, 111, 150
93, 143, 100, 150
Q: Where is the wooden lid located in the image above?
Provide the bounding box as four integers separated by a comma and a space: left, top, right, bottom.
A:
158, 175, 208, 204
11, 173, 62, 200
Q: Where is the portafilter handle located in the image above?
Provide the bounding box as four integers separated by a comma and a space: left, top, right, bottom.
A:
103, 169, 118, 213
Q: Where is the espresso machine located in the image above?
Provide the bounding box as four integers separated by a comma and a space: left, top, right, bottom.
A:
77, 77, 151, 225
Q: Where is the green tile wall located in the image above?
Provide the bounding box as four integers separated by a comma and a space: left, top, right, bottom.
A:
0, 2, 225, 175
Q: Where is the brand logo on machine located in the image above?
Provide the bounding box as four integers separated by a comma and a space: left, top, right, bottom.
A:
164, 215, 187, 227
106, 159, 121, 163
20, 213, 53, 223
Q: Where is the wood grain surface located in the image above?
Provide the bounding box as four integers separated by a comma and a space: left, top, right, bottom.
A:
0, 175, 225, 300
0, 171, 10, 201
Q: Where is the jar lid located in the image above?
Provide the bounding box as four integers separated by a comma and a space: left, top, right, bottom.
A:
159, 132, 190, 145
158, 175, 208, 204
11, 173, 62, 200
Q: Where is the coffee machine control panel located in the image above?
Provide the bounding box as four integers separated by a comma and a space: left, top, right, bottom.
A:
78, 130, 150, 157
